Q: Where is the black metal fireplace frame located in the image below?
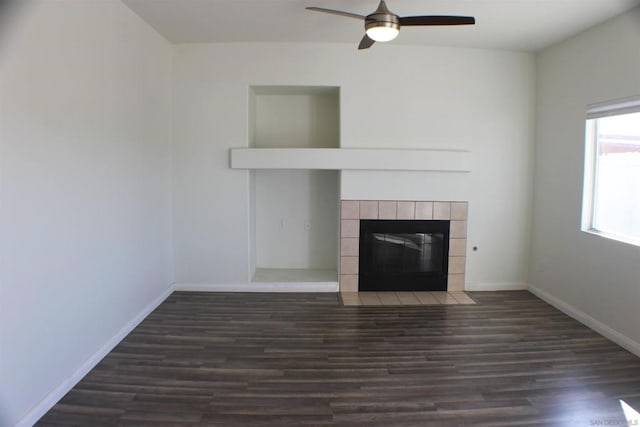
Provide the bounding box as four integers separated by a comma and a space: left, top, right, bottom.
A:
358, 219, 450, 292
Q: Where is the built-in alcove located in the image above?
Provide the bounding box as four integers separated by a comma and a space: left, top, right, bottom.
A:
248, 86, 340, 287
249, 86, 339, 149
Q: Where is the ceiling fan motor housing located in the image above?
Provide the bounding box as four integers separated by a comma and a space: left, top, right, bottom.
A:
365, 3, 400, 33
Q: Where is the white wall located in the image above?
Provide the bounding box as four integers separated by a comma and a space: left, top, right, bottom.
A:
531, 8, 640, 351
172, 43, 535, 288
0, 1, 173, 425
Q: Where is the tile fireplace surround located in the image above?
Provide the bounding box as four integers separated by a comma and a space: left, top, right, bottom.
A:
340, 200, 468, 293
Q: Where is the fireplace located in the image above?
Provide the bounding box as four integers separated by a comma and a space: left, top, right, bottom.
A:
359, 220, 450, 291
340, 200, 467, 293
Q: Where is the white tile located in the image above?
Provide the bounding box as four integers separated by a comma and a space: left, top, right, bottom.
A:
396, 292, 420, 305
340, 275, 358, 292
340, 238, 359, 256
451, 202, 468, 220
449, 239, 467, 257
433, 292, 459, 304
448, 257, 466, 274
359, 201, 378, 219
378, 292, 401, 305
341, 200, 359, 219
397, 201, 415, 219
415, 202, 433, 219
414, 292, 440, 305
359, 292, 382, 305
341, 219, 359, 238
340, 292, 360, 306
341, 256, 359, 275
379, 201, 397, 219
450, 220, 467, 238
448, 274, 465, 291
433, 202, 451, 220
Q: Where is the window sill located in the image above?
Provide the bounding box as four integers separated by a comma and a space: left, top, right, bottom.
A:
582, 228, 640, 248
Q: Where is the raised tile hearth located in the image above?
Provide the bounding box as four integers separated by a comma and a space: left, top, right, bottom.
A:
340, 200, 468, 293
341, 291, 476, 306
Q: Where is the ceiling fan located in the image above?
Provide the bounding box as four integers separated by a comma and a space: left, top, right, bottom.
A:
306, 1, 475, 50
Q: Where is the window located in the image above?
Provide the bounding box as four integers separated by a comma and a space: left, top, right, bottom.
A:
583, 96, 640, 245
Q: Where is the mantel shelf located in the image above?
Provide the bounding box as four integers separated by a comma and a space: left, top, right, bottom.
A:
230, 148, 471, 172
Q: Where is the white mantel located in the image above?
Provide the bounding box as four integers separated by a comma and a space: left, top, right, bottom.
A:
230, 148, 471, 172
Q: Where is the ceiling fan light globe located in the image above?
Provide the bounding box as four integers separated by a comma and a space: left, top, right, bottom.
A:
366, 25, 399, 42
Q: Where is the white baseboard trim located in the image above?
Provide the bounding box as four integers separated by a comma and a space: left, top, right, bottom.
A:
465, 282, 529, 291
17, 284, 175, 427
529, 284, 640, 358
174, 282, 339, 293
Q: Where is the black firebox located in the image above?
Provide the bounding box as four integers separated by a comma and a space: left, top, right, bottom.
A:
358, 220, 450, 292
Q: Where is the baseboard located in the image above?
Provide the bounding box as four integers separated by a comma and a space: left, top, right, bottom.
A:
174, 282, 339, 293
529, 284, 640, 358
465, 282, 529, 291
17, 284, 175, 427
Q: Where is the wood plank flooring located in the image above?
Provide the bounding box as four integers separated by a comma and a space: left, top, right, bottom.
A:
38, 291, 640, 426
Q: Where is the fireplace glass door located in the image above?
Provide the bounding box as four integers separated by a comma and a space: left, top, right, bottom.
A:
359, 220, 450, 291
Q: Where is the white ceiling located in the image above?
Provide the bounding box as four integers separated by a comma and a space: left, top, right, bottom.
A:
122, 0, 639, 52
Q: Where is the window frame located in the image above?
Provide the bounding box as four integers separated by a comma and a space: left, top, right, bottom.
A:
581, 95, 640, 247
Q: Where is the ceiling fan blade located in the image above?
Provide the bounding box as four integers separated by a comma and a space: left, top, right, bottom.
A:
306, 7, 365, 20
399, 15, 475, 26
358, 34, 375, 50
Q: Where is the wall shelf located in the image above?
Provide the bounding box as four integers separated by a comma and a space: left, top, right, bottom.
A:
231, 148, 471, 172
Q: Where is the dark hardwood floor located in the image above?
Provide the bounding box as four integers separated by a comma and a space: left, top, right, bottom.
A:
38, 291, 640, 426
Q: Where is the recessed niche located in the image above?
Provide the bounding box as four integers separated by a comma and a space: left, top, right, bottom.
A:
248, 86, 340, 286
249, 86, 339, 149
